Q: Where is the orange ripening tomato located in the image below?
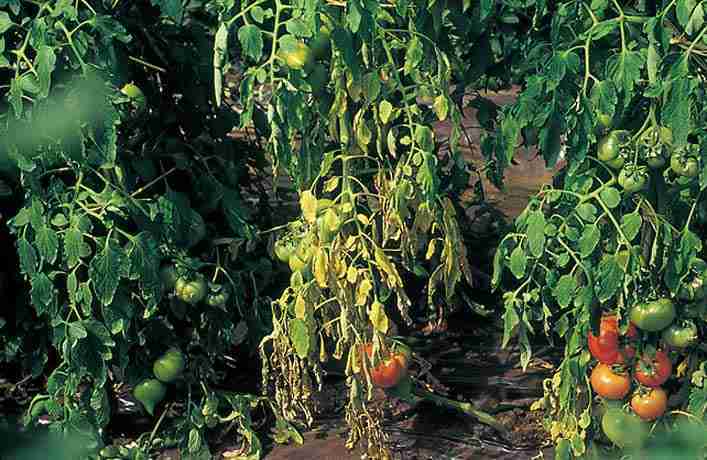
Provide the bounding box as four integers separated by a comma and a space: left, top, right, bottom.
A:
588, 315, 638, 364
631, 387, 668, 421
361, 343, 408, 388
635, 350, 672, 387
590, 363, 631, 400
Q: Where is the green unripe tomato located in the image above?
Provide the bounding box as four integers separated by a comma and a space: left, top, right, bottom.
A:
602, 408, 648, 448
662, 320, 699, 348
630, 298, 676, 332
153, 348, 186, 383
605, 155, 625, 170
618, 167, 648, 193
133, 379, 167, 416
175, 275, 208, 305
671, 154, 699, 178
206, 284, 231, 308
598, 130, 630, 162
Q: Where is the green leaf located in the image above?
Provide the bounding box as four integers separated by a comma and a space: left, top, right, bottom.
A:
150, 0, 183, 22
595, 257, 623, 302
17, 237, 37, 275
553, 274, 576, 308
35, 225, 59, 264
620, 213, 642, 242
590, 80, 617, 119
509, 246, 527, 279
30, 273, 54, 316
404, 37, 423, 75
662, 78, 695, 146
575, 203, 597, 222
89, 242, 123, 306
578, 224, 600, 257
501, 295, 520, 348
238, 24, 263, 61
608, 50, 644, 96
527, 211, 546, 257
289, 318, 310, 359
0, 11, 13, 34
64, 227, 84, 269
127, 232, 161, 308
599, 187, 621, 208
379, 100, 393, 124
35, 46, 56, 98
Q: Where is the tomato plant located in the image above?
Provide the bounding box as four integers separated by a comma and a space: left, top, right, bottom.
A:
490, 0, 707, 455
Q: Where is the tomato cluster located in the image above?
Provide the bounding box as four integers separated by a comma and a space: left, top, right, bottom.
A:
587, 304, 701, 444
595, 125, 701, 195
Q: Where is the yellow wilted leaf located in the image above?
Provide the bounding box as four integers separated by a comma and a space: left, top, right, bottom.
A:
355, 278, 373, 306
295, 295, 307, 319
346, 266, 358, 284
323, 176, 340, 192
425, 239, 437, 260
369, 301, 389, 333
356, 213, 370, 225
374, 247, 402, 287
314, 249, 329, 288
300, 190, 318, 223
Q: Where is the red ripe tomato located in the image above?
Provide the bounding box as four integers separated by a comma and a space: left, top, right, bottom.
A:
361, 343, 408, 388
635, 350, 672, 387
631, 387, 668, 421
590, 363, 631, 400
588, 315, 638, 364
